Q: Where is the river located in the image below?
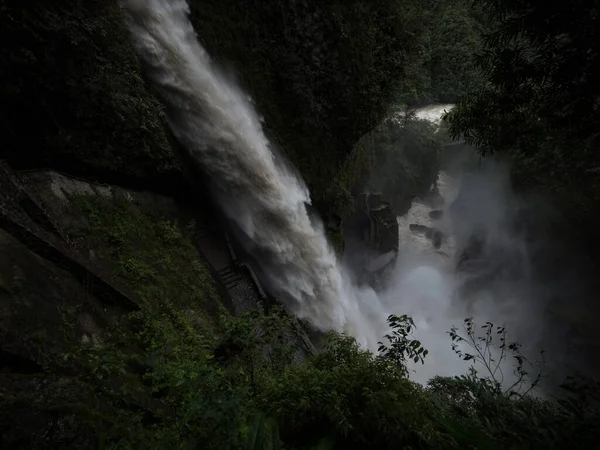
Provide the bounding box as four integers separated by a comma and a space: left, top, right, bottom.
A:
385, 104, 549, 388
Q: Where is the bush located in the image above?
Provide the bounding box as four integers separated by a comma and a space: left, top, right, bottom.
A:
2, 311, 600, 448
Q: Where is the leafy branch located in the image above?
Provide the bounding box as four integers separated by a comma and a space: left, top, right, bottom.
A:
449, 317, 545, 397
378, 314, 428, 376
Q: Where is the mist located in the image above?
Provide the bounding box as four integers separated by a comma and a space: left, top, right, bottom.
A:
376, 107, 575, 390
384, 166, 540, 384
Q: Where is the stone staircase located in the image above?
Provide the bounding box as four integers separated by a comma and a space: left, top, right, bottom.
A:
217, 266, 244, 290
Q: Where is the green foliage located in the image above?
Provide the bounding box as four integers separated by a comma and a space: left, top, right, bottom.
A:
446, 0, 600, 255
448, 0, 600, 153
427, 366, 600, 449
253, 322, 600, 450
323, 182, 355, 221
449, 318, 545, 397
55, 302, 249, 449
70, 194, 224, 324
364, 113, 442, 214
4, 1, 600, 448
3, 311, 600, 448
394, 0, 486, 106
378, 314, 428, 377
255, 332, 434, 449
0, 0, 178, 181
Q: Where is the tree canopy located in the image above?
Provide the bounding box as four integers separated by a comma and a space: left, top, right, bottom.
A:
446, 0, 600, 253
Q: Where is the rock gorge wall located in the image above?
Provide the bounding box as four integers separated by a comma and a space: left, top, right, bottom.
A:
0, 0, 421, 212
0, 0, 410, 378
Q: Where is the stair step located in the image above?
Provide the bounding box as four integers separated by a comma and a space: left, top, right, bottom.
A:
225, 279, 242, 289
217, 265, 244, 290
223, 273, 241, 281
224, 273, 242, 284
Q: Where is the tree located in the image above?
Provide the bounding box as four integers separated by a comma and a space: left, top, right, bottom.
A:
445, 0, 600, 257
368, 113, 442, 214
447, 0, 600, 153
378, 314, 428, 376
394, 0, 486, 106
448, 318, 545, 397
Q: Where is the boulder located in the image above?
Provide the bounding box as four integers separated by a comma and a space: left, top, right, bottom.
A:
327, 213, 342, 230
367, 192, 384, 210
429, 210, 444, 220
424, 227, 443, 239
432, 230, 443, 249
409, 224, 445, 248
409, 224, 429, 233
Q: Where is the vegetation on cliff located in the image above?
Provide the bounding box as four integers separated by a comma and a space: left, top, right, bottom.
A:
0, 0, 179, 183
0, 0, 484, 218
394, 0, 487, 106
3, 0, 600, 448
190, 0, 435, 215
365, 114, 443, 215
3, 304, 599, 449
446, 0, 600, 257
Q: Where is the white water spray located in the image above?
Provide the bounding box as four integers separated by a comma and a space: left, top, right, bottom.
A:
120, 0, 386, 348
380, 105, 548, 386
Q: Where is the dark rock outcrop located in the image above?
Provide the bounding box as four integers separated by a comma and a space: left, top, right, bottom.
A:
431, 230, 443, 249
429, 209, 444, 220
344, 192, 399, 287
409, 223, 445, 249
327, 213, 343, 231
409, 224, 429, 233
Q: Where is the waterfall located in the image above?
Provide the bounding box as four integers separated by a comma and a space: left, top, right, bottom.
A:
120, 0, 553, 391
120, 0, 386, 349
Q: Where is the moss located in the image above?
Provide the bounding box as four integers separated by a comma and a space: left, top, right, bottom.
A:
0, 192, 241, 446
69, 194, 225, 332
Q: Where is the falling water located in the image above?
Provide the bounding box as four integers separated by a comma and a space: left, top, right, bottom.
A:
412, 104, 455, 124
121, 1, 552, 389
120, 0, 386, 349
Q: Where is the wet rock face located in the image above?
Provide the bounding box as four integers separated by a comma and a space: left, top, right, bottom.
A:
409, 223, 445, 249
409, 223, 429, 233
0, 227, 113, 370
344, 192, 399, 287
431, 230, 443, 249
456, 226, 487, 271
